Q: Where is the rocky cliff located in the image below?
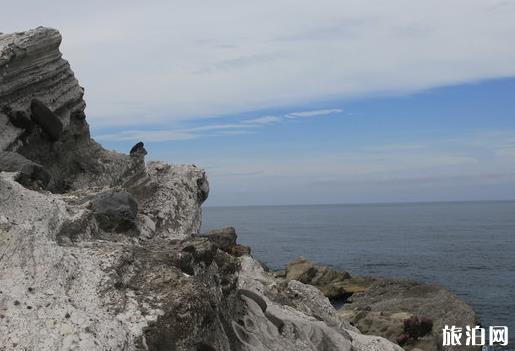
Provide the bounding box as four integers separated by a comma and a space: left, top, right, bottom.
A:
0, 27, 403, 350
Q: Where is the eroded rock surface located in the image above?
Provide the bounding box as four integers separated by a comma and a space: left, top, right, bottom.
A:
0, 27, 402, 351
339, 279, 480, 351
282, 258, 479, 351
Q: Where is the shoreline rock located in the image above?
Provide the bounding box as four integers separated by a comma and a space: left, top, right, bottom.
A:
282, 257, 480, 351
199, 226, 252, 257
0, 27, 402, 351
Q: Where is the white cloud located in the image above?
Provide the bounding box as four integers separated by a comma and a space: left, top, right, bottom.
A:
242, 116, 282, 125
96, 130, 197, 142
286, 109, 343, 118
96, 108, 341, 142
188, 123, 256, 132
2, 1, 515, 126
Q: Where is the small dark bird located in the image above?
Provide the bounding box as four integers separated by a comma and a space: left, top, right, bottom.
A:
129, 141, 147, 156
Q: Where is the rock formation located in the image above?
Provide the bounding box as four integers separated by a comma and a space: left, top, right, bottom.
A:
200, 227, 252, 257
0, 27, 403, 350
283, 256, 352, 299
282, 258, 479, 351
339, 278, 480, 351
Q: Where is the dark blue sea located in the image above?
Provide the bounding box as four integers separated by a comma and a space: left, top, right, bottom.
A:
203, 201, 515, 347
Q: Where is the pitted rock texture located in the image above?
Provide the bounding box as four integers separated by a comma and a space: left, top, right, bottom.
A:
339, 279, 480, 351
0, 27, 403, 351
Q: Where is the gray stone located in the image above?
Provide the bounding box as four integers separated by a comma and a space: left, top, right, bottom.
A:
0, 27, 411, 351
4, 108, 34, 131
285, 256, 352, 299
202, 227, 252, 257
339, 278, 480, 351
0, 151, 50, 188
30, 99, 63, 141
129, 141, 147, 157
206, 226, 237, 249
90, 191, 138, 232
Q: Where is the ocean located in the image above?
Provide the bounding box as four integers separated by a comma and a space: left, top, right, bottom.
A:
202, 201, 515, 347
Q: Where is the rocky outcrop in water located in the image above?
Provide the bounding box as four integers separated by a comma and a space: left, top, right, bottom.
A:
339, 278, 480, 351
282, 258, 479, 351
283, 256, 352, 299
0, 27, 402, 350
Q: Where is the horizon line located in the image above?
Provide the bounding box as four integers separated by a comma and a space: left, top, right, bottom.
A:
203, 198, 515, 209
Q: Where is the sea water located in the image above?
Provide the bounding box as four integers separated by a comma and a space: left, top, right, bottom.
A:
203, 201, 515, 347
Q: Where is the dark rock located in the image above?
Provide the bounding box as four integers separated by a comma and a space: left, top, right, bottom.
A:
396, 333, 409, 346
199, 227, 250, 257
205, 227, 237, 250
404, 315, 433, 339
30, 99, 63, 141
226, 244, 251, 257
0, 151, 50, 189
129, 141, 147, 157
197, 176, 210, 203
7, 110, 35, 131
285, 257, 351, 299
90, 191, 138, 232
239, 289, 268, 312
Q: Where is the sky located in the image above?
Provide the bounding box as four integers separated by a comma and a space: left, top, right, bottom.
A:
2, 1, 515, 206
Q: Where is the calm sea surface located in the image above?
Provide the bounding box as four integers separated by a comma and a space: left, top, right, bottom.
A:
203, 201, 515, 346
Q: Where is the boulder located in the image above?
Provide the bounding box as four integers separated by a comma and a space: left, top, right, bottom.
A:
30, 99, 63, 141
285, 256, 352, 298
226, 243, 251, 257
90, 191, 138, 232
203, 227, 252, 257
3, 107, 34, 131
206, 226, 237, 249
129, 141, 147, 157
0, 151, 50, 188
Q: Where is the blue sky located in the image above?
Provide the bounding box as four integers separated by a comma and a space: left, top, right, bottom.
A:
3, 0, 515, 206
94, 77, 515, 206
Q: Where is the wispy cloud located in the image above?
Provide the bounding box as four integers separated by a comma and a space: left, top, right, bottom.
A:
286, 109, 344, 118
96, 130, 197, 142
188, 123, 256, 132
96, 107, 343, 142
242, 116, 282, 125
3, 1, 515, 126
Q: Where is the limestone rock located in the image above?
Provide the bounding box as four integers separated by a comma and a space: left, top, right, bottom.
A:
0, 27, 407, 351
0, 27, 136, 193
0, 27, 84, 151
237, 256, 403, 351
